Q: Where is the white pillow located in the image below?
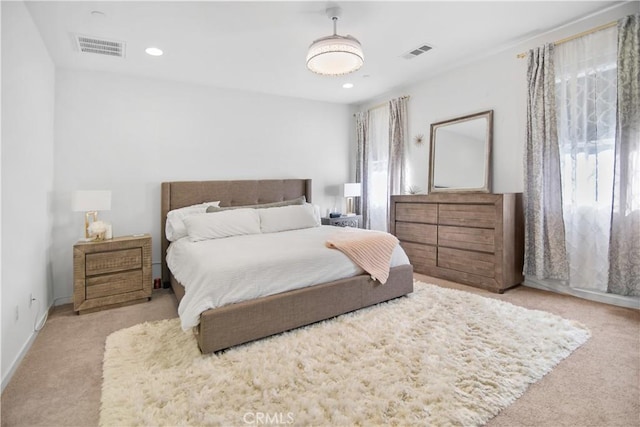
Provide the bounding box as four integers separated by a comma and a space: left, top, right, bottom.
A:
259, 203, 320, 233
312, 204, 321, 223
165, 201, 220, 241
183, 209, 261, 241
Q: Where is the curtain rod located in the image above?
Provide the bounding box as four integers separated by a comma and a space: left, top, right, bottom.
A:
353, 95, 410, 117
516, 20, 617, 59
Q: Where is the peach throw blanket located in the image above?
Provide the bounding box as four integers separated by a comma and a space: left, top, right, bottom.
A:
326, 230, 399, 284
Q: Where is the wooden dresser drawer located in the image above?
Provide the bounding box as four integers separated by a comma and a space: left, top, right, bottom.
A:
86, 248, 142, 276
399, 241, 436, 270
438, 225, 495, 253
396, 222, 437, 245
86, 270, 143, 299
437, 247, 495, 278
396, 203, 437, 224
439, 204, 496, 228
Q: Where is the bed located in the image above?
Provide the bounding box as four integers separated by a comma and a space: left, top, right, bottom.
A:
161, 179, 414, 353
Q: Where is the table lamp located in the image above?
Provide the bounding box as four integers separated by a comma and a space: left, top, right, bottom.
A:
72, 190, 111, 240
344, 183, 361, 216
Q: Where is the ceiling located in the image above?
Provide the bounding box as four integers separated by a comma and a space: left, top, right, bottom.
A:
26, 1, 622, 105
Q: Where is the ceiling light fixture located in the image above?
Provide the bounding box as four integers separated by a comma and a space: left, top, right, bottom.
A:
342, 83, 354, 89
306, 7, 364, 76
145, 47, 163, 56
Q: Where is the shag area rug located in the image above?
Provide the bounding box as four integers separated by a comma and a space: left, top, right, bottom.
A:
100, 281, 590, 426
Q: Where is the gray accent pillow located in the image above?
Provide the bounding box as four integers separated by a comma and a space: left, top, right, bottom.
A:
206, 196, 306, 213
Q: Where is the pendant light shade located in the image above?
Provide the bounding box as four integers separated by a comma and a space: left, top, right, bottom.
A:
306, 10, 364, 76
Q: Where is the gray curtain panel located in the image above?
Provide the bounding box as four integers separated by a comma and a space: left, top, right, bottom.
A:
355, 111, 370, 228
608, 14, 640, 296
388, 97, 408, 196
523, 43, 570, 280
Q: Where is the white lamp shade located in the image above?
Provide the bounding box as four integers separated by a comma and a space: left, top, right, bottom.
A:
72, 190, 111, 212
306, 35, 364, 76
344, 183, 362, 197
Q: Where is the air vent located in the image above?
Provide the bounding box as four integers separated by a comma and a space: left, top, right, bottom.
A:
74, 34, 125, 58
402, 44, 432, 60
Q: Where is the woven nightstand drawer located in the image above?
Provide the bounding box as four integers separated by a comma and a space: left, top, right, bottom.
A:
85, 248, 142, 276
86, 270, 143, 299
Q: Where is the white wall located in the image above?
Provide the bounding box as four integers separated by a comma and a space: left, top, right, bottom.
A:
402, 53, 525, 194
357, 2, 637, 195
1, 1, 55, 389
52, 69, 352, 303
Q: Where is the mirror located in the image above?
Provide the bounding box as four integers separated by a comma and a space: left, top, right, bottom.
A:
428, 110, 493, 193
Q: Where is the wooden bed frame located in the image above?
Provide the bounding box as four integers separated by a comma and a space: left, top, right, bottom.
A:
161, 179, 414, 353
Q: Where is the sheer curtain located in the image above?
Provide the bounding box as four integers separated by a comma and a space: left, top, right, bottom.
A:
366, 107, 391, 231
555, 26, 618, 291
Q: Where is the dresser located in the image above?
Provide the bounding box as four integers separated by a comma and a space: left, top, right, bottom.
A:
390, 193, 524, 293
73, 234, 152, 314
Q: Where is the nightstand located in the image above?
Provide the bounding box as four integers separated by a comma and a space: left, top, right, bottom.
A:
73, 234, 152, 314
321, 215, 362, 228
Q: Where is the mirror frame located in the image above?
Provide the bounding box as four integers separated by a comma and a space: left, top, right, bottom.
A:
428, 110, 493, 193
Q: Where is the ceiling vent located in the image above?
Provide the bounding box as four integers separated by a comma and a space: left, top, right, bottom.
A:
402, 44, 432, 60
74, 34, 125, 58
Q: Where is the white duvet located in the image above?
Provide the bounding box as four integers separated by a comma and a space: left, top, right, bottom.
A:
167, 225, 410, 330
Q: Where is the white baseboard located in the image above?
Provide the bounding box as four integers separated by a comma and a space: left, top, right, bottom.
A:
1, 309, 49, 393
524, 278, 640, 310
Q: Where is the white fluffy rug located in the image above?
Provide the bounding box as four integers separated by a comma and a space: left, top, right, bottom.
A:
100, 281, 590, 426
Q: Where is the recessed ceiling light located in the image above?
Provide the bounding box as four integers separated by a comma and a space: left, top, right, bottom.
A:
342, 83, 354, 89
145, 47, 163, 56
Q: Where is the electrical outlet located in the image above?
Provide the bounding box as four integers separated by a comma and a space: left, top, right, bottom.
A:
29, 293, 33, 308
15, 305, 19, 321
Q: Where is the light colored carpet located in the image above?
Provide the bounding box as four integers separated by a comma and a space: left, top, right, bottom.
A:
100, 281, 590, 426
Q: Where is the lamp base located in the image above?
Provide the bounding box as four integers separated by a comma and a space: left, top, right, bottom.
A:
84, 211, 98, 239
346, 197, 356, 215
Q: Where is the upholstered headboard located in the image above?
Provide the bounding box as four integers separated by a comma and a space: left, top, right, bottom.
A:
160, 179, 312, 285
